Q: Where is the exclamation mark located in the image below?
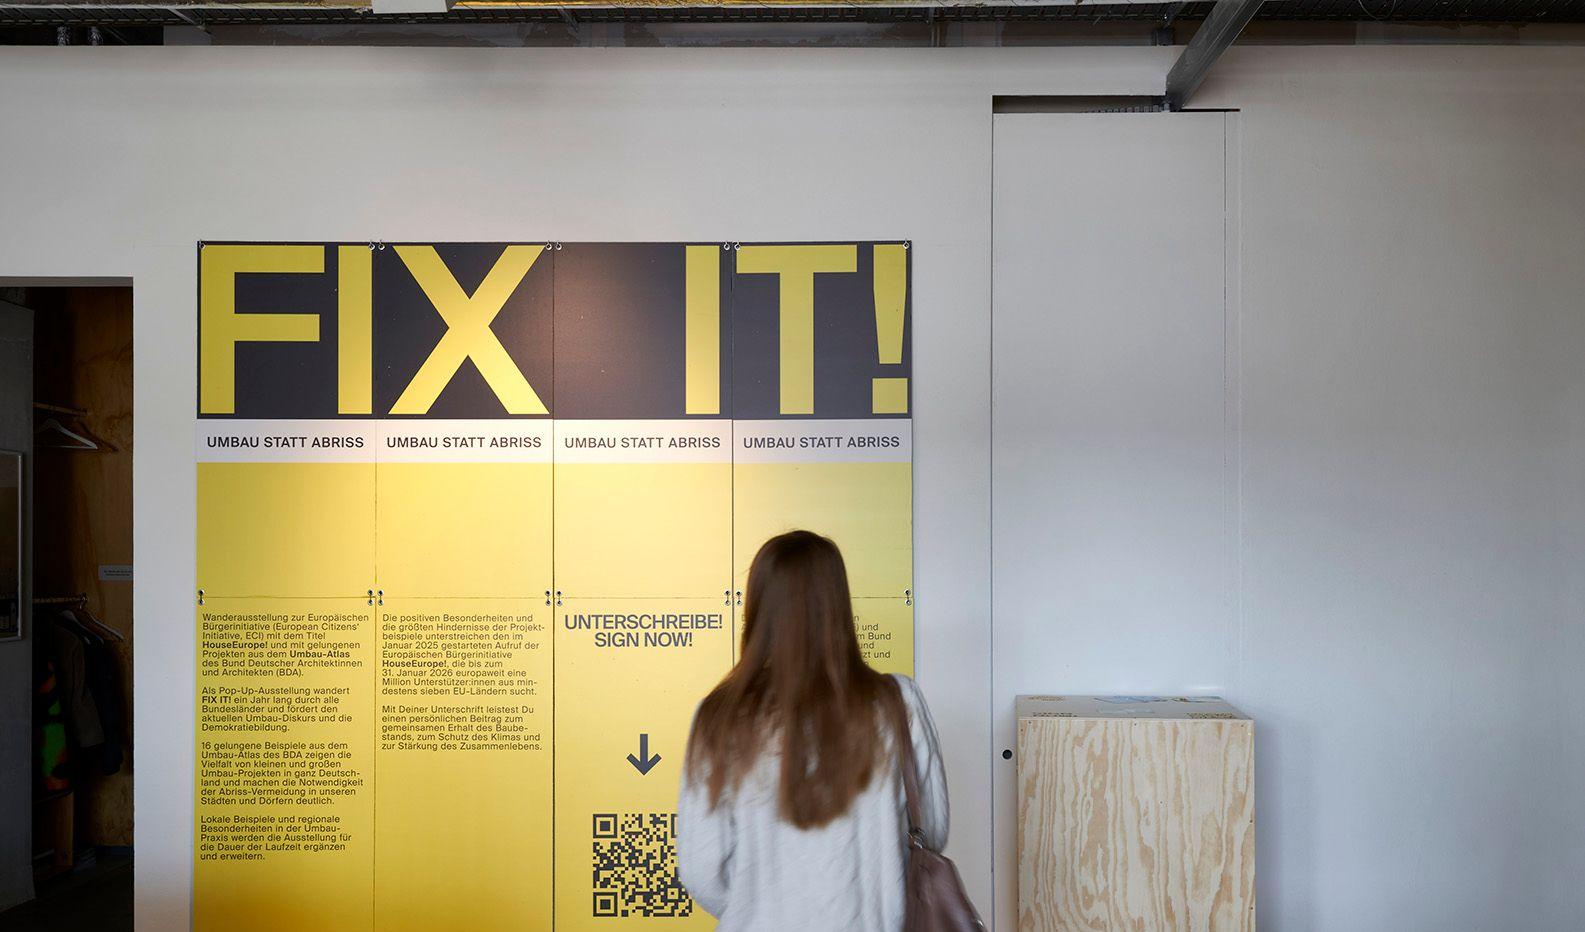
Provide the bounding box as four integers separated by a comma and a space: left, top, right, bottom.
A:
872, 243, 908, 414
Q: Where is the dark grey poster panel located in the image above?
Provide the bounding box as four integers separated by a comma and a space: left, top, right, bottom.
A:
200, 241, 907, 422
552, 243, 732, 420
201, 242, 346, 419
731, 242, 911, 420
375, 243, 554, 419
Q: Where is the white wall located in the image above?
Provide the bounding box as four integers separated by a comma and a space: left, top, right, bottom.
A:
988, 51, 1585, 929
0, 45, 1163, 930
1200, 51, 1585, 930
0, 44, 1580, 931
990, 110, 1239, 927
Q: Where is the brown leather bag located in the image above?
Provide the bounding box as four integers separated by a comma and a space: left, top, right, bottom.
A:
891, 682, 985, 932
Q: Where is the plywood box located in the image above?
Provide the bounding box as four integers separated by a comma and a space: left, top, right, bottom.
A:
1017, 695, 1255, 932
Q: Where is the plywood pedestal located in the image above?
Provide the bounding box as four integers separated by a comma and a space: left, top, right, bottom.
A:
1017, 696, 1255, 932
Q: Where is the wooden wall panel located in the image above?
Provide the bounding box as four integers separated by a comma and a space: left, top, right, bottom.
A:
32, 286, 134, 848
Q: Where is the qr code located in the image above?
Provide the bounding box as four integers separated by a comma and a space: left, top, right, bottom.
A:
591, 812, 694, 918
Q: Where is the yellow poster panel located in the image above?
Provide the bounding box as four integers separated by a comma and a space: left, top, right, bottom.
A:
852, 597, 914, 677
730, 597, 912, 675
732, 461, 913, 600
375, 462, 553, 598
373, 598, 554, 931
197, 462, 376, 598
194, 597, 375, 932
195, 240, 914, 931
553, 461, 732, 599
553, 598, 733, 929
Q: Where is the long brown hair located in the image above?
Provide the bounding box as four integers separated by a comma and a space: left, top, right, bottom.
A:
686, 530, 901, 829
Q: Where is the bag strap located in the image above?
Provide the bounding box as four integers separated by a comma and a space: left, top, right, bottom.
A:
890, 677, 926, 844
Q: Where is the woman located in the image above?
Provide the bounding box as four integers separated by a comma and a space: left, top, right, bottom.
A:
677, 530, 948, 931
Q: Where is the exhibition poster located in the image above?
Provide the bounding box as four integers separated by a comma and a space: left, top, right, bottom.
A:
193, 242, 912, 930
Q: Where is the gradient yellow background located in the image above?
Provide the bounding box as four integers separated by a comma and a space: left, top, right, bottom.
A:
194, 597, 376, 932
553, 597, 732, 929
375, 462, 552, 598
198, 462, 375, 597
732, 461, 913, 598
554, 463, 731, 598
852, 597, 915, 676
373, 597, 554, 931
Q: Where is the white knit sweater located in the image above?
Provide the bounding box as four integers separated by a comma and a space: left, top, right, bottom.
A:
676, 674, 950, 932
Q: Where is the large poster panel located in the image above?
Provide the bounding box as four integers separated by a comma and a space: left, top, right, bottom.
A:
731, 243, 914, 672
194, 240, 911, 930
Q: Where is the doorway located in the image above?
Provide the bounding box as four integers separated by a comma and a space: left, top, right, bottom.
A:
0, 285, 134, 932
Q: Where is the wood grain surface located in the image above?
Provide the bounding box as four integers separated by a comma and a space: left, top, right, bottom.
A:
1018, 714, 1254, 932
33, 286, 134, 848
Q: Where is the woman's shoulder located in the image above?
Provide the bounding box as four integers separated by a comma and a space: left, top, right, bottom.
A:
887, 673, 928, 710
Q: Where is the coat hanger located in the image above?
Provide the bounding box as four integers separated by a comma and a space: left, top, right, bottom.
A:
72, 603, 125, 644
63, 608, 125, 645
36, 417, 100, 451
37, 595, 125, 643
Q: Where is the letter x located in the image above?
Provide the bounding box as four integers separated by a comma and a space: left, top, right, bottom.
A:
390, 245, 548, 415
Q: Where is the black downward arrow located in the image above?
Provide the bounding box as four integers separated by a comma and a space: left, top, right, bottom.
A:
627, 733, 662, 775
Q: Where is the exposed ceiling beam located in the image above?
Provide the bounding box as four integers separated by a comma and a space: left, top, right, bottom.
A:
2, 0, 1580, 28
1164, 0, 1262, 110
372, 0, 454, 14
